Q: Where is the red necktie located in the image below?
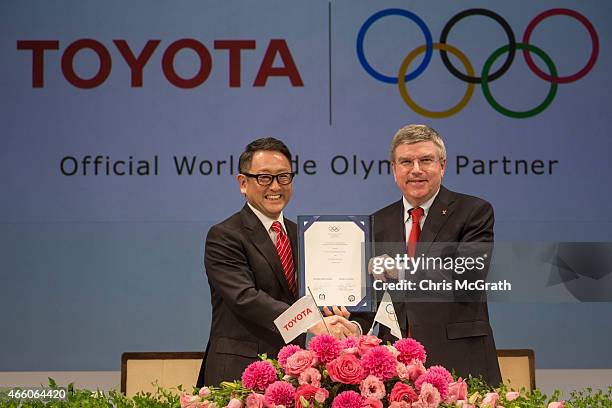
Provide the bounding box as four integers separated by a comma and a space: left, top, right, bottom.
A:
272, 221, 297, 297
406, 207, 424, 338
407, 207, 424, 258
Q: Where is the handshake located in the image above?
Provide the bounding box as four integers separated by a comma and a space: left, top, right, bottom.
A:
368, 254, 400, 281
306, 305, 361, 339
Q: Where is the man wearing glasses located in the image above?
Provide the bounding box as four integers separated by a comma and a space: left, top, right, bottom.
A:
197, 137, 358, 387
371, 125, 502, 385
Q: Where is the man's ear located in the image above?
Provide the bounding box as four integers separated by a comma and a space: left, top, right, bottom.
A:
237, 174, 247, 195
440, 159, 446, 177
391, 162, 398, 184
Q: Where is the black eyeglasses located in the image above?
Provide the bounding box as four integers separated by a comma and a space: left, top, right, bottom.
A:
241, 172, 295, 186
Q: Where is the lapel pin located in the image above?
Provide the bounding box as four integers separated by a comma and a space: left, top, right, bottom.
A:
442, 209, 447, 215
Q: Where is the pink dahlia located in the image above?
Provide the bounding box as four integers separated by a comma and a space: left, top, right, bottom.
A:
414, 366, 453, 400
264, 381, 296, 408
241, 361, 278, 391
360, 346, 397, 381
393, 338, 427, 364
278, 345, 302, 369
339, 336, 360, 349
331, 391, 363, 408
308, 334, 341, 364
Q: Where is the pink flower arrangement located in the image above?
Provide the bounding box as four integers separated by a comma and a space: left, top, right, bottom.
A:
389, 382, 418, 403
326, 353, 364, 384
284, 350, 317, 375
297, 367, 321, 387
363, 398, 383, 408
339, 336, 360, 349
359, 375, 386, 400
241, 361, 277, 391
445, 377, 468, 403
394, 338, 427, 364
481, 392, 499, 407
414, 382, 441, 408
264, 381, 296, 408
308, 334, 341, 363
361, 346, 398, 381
331, 390, 363, 408
294, 384, 319, 406
278, 345, 302, 369
187, 334, 567, 408
414, 366, 453, 400
245, 393, 265, 408
358, 335, 382, 355
505, 391, 520, 401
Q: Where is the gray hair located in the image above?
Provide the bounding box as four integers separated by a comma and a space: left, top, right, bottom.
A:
390, 124, 447, 162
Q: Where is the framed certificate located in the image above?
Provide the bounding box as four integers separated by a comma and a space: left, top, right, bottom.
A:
297, 215, 375, 312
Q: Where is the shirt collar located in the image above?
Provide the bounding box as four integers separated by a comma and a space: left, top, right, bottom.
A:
403, 188, 440, 223
247, 202, 287, 234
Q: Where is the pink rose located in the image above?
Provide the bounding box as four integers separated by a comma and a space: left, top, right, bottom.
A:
246, 393, 265, 408
298, 367, 321, 387
226, 399, 243, 408
314, 388, 329, 403
389, 382, 418, 403
547, 403, 565, 408
199, 387, 211, 398
505, 391, 519, 401
445, 378, 468, 403
481, 392, 499, 408
405, 359, 426, 382
363, 398, 383, 408
388, 402, 410, 408
180, 393, 199, 408
294, 384, 319, 407
358, 336, 382, 356
326, 354, 364, 384
285, 350, 317, 375
359, 375, 386, 400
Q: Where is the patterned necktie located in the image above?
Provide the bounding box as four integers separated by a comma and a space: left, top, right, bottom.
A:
407, 207, 425, 258
271, 221, 297, 297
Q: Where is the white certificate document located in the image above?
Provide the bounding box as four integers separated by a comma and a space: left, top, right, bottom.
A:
303, 221, 366, 307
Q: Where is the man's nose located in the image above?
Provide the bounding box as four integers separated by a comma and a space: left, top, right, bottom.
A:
269, 178, 282, 190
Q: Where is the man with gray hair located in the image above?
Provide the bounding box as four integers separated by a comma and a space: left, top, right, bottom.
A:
372, 124, 502, 385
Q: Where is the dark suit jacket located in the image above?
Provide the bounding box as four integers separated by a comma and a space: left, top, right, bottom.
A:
373, 186, 502, 385
196, 204, 303, 387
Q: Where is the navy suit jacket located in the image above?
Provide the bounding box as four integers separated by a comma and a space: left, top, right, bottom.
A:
373, 186, 502, 385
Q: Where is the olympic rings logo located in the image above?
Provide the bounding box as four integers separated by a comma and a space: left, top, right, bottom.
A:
356, 8, 599, 118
